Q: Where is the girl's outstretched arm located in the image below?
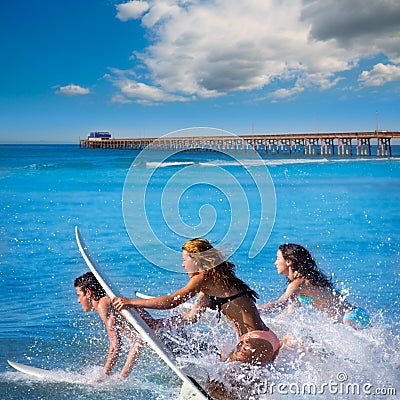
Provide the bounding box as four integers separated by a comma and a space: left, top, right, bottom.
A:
153, 292, 209, 328
112, 273, 204, 312
258, 279, 302, 314
258, 300, 289, 313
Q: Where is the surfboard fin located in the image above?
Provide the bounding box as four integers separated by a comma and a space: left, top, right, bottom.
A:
187, 376, 213, 399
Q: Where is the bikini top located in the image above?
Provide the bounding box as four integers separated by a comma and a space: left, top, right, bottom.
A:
207, 289, 259, 320
297, 295, 313, 305
297, 289, 333, 305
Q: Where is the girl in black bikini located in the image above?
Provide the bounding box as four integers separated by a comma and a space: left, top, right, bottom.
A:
113, 238, 280, 365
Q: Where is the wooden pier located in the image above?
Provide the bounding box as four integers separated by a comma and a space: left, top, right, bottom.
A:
80, 131, 400, 156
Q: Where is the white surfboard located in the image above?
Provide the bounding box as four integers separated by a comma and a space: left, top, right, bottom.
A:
135, 291, 160, 300
75, 226, 211, 400
136, 291, 194, 311
7, 360, 51, 379
6, 360, 89, 384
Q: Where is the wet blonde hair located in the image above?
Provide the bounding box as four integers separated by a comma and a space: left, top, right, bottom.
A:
182, 238, 254, 293
182, 238, 224, 271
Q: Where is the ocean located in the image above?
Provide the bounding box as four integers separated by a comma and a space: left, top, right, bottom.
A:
0, 143, 399, 399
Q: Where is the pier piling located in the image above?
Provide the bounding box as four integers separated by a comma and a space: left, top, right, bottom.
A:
80, 131, 400, 157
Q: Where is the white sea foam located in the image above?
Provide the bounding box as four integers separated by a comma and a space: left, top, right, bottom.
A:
263, 158, 330, 166
146, 161, 195, 168
145, 156, 400, 170
198, 158, 330, 168
186, 308, 400, 399
333, 157, 400, 163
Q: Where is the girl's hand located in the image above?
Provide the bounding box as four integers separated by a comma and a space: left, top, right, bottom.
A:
112, 297, 133, 311
280, 334, 307, 352
258, 302, 274, 313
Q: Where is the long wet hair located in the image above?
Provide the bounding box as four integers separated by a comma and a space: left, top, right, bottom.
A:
74, 272, 106, 301
279, 243, 333, 289
182, 238, 256, 295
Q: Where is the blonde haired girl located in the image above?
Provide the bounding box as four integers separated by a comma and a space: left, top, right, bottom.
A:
113, 238, 280, 366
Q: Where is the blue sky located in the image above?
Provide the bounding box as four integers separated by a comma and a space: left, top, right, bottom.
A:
0, 0, 399, 143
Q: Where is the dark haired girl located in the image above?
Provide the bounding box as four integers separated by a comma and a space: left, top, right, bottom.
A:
259, 244, 370, 330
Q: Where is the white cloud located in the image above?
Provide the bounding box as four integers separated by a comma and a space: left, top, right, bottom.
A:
141, 1, 180, 27
359, 63, 400, 87
116, 1, 150, 22
109, 69, 189, 104
269, 86, 304, 101
112, 0, 400, 103
55, 84, 90, 96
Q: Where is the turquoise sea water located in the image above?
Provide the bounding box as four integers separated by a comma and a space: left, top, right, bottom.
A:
0, 144, 399, 399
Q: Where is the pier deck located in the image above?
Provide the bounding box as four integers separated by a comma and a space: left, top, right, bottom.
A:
80, 131, 400, 156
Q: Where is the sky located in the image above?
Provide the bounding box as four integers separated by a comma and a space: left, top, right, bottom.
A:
0, 0, 399, 143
